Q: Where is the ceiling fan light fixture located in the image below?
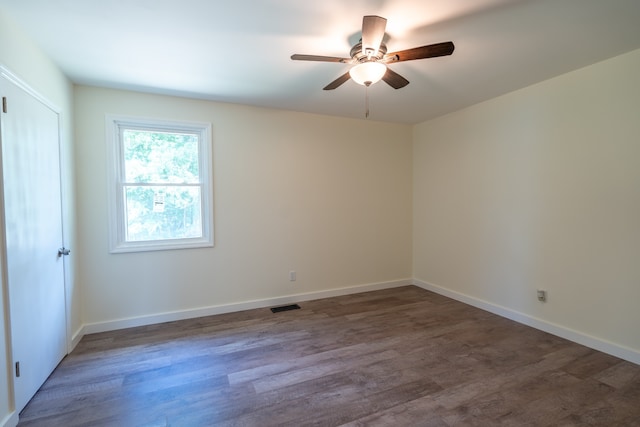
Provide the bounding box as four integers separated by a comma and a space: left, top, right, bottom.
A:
349, 62, 387, 86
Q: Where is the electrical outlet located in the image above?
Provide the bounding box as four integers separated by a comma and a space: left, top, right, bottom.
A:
289, 270, 296, 281
537, 289, 547, 302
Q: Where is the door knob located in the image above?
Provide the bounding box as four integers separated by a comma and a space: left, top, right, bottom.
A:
57, 247, 70, 257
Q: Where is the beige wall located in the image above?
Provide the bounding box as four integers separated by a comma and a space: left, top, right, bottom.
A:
74, 86, 413, 328
413, 49, 640, 361
0, 9, 77, 427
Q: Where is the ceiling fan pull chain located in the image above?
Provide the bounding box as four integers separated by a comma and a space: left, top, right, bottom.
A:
365, 85, 370, 118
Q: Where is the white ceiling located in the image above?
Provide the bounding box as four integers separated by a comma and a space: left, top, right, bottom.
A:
2, 0, 640, 124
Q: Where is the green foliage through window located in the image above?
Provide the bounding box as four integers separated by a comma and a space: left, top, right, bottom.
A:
121, 129, 202, 242
123, 129, 199, 183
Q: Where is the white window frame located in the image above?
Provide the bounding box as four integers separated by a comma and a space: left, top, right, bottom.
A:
105, 114, 214, 253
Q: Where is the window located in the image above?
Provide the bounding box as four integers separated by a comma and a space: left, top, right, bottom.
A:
106, 115, 213, 253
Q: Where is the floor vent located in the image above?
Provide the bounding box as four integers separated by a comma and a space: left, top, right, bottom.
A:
270, 304, 301, 313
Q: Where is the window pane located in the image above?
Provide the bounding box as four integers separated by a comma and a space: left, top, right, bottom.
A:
123, 129, 199, 184
124, 185, 202, 242
107, 115, 213, 253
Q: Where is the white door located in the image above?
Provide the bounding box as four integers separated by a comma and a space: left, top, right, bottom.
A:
0, 74, 67, 413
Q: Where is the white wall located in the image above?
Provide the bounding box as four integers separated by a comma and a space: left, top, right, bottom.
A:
0, 9, 77, 427
74, 86, 413, 330
413, 49, 640, 363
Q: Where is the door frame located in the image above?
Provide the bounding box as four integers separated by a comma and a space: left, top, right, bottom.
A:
0, 64, 72, 401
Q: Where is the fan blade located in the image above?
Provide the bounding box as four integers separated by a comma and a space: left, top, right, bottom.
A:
382, 68, 409, 89
323, 72, 351, 90
291, 54, 351, 63
361, 15, 387, 57
384, 41, 455, 63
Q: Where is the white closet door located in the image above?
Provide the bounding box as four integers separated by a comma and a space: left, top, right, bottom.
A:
1, 75, 67, 413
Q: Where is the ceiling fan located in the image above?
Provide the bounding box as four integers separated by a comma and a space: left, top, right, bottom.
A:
291, 15, 455, 90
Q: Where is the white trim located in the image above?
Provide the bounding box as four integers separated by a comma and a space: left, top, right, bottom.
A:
80, 279, 411, 335
412, 278, 640, 366
70, 326, 84, 353
0, 411, 18, 427
0, 66, 59, 114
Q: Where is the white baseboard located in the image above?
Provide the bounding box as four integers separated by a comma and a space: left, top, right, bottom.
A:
1, 411, 18, 427
79, 279, 412, 337
412, 278, 640, 366
70, 326, 84, 352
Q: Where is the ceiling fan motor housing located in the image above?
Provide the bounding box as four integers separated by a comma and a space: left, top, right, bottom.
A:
350, 41, 388, 62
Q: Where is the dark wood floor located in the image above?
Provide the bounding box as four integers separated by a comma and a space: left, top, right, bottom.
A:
18, 286, 640, 426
